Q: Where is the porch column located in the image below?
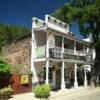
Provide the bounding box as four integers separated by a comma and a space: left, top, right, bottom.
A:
61, 37, 65, 89
61, 62, 66, 89
45, 60, 49, 84
74, 41, 76, 55
74, 63, 78, 88
45, 32, 49, 84
61, 36, 64, 58
31, 29, 38, 84
84, 64, 88, 87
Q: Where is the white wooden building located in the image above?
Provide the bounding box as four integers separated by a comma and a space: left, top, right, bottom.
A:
31, 15, 93, 90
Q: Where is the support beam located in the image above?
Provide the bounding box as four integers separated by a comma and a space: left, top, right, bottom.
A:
46, 32, 49, 58
61, 37, 65, 89
31, 29, 38, 85
74, 63, 78, 88
45, 60, 49, 84
61, 37, 64, 58
45, 32, 49, 84
84, 64, 88, 87
74, 41, 76, 55
61, 62, 66, 89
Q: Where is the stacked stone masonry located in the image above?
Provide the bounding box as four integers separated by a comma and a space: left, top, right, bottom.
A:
2, 35, 31, 74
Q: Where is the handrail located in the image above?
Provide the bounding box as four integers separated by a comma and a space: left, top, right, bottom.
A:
64, 48, 74, 54
50, 46, 86, 55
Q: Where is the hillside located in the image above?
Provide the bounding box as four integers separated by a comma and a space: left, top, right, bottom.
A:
0, 23, 31, 50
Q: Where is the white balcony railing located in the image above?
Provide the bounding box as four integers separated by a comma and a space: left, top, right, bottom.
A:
76, 50, 86, 56
35, 46, 87, 60
64, 48, 74, 55
49, 46, 62, 58
49, 46, 86, 59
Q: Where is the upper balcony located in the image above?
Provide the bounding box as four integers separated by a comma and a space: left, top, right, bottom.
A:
35, 45, 86, 61
49, 46, 86, 60
32, 16, 88, 61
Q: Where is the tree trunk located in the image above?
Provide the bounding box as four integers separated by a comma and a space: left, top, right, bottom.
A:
91, 47, 100, 87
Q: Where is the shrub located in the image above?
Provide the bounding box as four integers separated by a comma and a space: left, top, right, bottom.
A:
0, 86, 13, 98
33, 84, 51, 98
0, 60, 11, 76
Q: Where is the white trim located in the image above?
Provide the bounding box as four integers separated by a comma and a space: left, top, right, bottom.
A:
61, 62, 65, 89
49, 58, 85, 63
45, 60, 49, 84
31, 24, 38, 84
84, 64, 88, 87
34, 58, 46, 62
74, 63, 78, 88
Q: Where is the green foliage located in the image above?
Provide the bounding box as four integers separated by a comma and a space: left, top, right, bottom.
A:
52, 3, 76, 24
0, 61, 11, 76
33, 84, 51, 98
0, 23, 31, 47
52, 0, 100, 47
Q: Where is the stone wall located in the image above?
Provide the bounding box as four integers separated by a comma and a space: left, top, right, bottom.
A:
2, 34, 31, 74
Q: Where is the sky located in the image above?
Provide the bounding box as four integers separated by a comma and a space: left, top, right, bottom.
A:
0, 0, 82, 38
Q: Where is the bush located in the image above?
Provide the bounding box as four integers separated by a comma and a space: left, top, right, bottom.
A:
33, 84, 51, 98
0, 86, 13, 98
0, 60, 11, 76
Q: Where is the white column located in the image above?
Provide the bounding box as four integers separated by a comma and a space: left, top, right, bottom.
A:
45, 32, 49, 84
61, 62, 66, 89
74, 63, 78, 88
31, 38, 38, 83
84, 64, 88, 87
61, 37, 65, 89
61, 37, 64, 58
31, 27, 38, 85
52, 71, 56, 88
74, 41, 76, 55
46, 32, 49, 58
46, 60, 49, 84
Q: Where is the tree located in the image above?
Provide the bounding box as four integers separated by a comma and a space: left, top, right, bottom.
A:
52, 0, 100, 86
0, 24, 31, 51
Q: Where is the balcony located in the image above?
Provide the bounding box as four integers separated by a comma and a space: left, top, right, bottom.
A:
49, 47, 62, 58
49, 46, 86, 61
64, 48, 74, 55
64, 54, 86, 61
35, 46, 86, 61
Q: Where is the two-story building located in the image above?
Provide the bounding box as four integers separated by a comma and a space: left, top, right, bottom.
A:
31, 15, 92, 90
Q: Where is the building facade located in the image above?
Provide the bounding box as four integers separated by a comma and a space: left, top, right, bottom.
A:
2, 33, 31, 74
31, 15, 93, 90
